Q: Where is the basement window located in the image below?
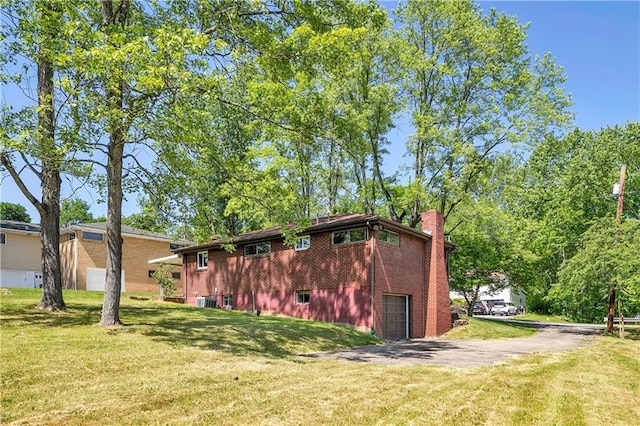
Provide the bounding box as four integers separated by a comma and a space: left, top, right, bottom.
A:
378, 230, 400, 246
296, 290, 310, 304
222, 294, 233, 307
295, 235, 311, 251
244, 242, 271, 257
197, 251, 208, 269
332, 228, 367, 245
82, 231, 103, 242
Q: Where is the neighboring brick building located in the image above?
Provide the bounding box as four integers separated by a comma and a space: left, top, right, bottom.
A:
60, 223, 190, 293
0, 220, 43, 288
175, 210, 453, 339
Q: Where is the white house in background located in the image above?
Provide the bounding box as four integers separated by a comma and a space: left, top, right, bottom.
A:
450, 285, 527, 309
0, 220, 43, 288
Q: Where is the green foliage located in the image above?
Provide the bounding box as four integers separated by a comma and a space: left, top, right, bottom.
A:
448, 201, 520, 312
152, 264, 177, 297
394, 0, 571, 226
509, 123, 640, 314
547, 218, 640, 322
0, 202, 31, 222
60, 198, 93, 226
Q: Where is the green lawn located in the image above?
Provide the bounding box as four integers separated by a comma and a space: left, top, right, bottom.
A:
2, 289, 640, 425
443, 316, 537, 339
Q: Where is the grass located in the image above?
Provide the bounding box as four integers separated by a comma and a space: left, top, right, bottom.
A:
516, 312, 572, 323
2, 289, 640, 425
443, 316, 537, 339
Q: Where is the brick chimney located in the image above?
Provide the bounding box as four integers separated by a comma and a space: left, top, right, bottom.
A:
421, 210, 451, 336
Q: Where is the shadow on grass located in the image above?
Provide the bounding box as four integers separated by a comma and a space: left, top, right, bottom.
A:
125, 304, 378, 358
471, 317, 537, 329
1, 290, 378, 358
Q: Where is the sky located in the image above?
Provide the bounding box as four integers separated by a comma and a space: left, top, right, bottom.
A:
1, 1, 639, 222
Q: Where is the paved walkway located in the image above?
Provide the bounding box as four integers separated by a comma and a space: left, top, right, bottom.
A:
303, 322, 601, 367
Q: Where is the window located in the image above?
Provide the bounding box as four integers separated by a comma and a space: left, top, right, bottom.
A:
197, 251, 208, 269
378, 230, 400, 246
222, 294, 233, 307
244, 242, 271, 256
170, 243, 185, 250
295, 235, 311, 251
296, 290, 310, 304
171, 272, 181, 279
69, 232, 76, 241
0, 233, 5, 245
332, 228, 367, 245
82, 231, 103, 242
148, 270, 156, 278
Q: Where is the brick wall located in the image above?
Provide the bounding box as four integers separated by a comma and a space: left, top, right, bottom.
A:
182, 214, 452, 337
60, 239, 76, 289
184, 229, 373, 329
372, 232, 427, 338
68, 233, 181, 293
422, 210, 452, 336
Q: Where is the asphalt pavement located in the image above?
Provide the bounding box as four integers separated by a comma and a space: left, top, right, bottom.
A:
302, 319, 602, 368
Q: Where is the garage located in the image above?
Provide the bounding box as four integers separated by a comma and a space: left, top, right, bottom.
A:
86, 268, 126, 292
0, 269, 41, 288
383, 294, 409, 340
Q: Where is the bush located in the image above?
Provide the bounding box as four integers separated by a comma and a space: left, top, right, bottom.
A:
152, 264, 177, 297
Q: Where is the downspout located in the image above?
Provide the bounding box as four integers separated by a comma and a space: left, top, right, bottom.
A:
367, 221, 376, 336
183, 253, 187, 304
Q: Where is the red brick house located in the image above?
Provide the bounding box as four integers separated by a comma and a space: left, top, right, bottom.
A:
175, 210, 453, 339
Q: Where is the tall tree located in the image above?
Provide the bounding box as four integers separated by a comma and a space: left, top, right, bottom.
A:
60, 198, 94, 226
508, 123, 639, 312
547, 218, 640, 323
394, 0, 571, 228
0, 202, 32, 222
1, 0, 67, 310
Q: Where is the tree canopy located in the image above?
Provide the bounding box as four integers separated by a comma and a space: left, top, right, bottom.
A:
0, 202, 31, 222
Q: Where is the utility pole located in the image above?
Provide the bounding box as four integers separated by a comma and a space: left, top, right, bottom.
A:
606, 164, 626, 334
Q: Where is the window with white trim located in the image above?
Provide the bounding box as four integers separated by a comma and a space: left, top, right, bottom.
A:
296, 290, 310, 304
82, 231, 103, 242
378, 230, 400, 246
332, 228, 367, 245
295, 235, 311, 251
0, 233, 5, 245
197, 251, 208, 269
244, 242, 271, 256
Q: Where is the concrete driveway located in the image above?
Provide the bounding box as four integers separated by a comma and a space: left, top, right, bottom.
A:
303, 321, 602, 367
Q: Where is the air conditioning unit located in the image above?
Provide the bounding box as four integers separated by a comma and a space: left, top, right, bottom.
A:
195, 296, 206, 308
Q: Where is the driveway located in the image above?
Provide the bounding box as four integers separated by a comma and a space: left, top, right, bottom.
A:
303, 321, 602, 367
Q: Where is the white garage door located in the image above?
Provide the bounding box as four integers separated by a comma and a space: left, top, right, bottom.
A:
0, 269, 34, 288
86, 268, 126, 292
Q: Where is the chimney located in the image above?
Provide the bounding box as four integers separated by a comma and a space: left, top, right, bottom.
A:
421, 210, 451, 336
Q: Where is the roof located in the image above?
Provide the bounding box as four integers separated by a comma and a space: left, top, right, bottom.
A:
60, 222, 192, 245
0, 220, 41, 235
175, 213, 443, 254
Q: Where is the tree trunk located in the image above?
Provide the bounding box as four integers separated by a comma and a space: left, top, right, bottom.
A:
100, 131, 124, 326
36, 2, 64, 310
39, 163, 64, 310
99, 0, 128, 326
